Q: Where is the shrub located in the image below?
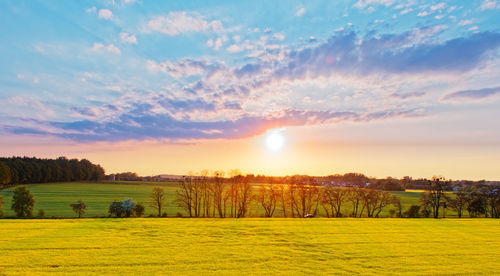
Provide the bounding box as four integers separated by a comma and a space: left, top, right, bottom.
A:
121, 199, 136, 217
403, 205, 421, 218
37, 209, 46, 218
109, 201, 124, 217
134, 203, 145, 217
176, 212, 183, 217
161, 212, 168, 217
109, 199, 138, 217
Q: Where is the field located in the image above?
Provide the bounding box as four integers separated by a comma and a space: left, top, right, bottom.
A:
0, 218, 499, 275
0, 182, 456, 218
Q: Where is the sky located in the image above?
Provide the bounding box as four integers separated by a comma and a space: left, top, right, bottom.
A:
1, 0, 500, 180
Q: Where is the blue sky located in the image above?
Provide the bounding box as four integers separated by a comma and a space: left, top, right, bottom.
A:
1, 0, 500, 178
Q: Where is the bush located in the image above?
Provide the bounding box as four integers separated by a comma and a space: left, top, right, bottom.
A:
134, 203, 145, 217
109, 201, 124, 217
176, 212, 183, 217
403, 205, 421, 218
121, 199, 136, 217
109, 199, 137, 217
161, 212, 168, 217
37, 209, 46, 218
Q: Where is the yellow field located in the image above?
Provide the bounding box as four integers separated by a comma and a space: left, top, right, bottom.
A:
0, 219, 499, 275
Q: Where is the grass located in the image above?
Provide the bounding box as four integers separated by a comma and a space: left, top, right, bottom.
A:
0, 218, 498, 275
0, 181, 179, 217
0, 181, 459, 218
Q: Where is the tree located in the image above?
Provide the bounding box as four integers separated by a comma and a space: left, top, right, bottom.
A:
109, 200, 124, 217
0, 162, 11, 186
466, 191, 487, 218
70, 200, 87, 218
258, 184, 277, 217
423, 177, 449, 218
447, 189, 467, 218
11, 186, 35, 217
150, 187, 166, 217
134, 203, 145, 217
321, 185, 349, 218
0, 195, 3, 217
122, 199, 136, 217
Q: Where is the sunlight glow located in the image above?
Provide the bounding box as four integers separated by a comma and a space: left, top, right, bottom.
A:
265, 132, 285, 151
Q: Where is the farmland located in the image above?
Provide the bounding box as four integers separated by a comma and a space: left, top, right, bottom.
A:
0, 218, 498, 275
0, 181, 439, 218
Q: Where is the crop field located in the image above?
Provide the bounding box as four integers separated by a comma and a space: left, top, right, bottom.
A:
0, 182, 457, 218
0, 218, 498, 275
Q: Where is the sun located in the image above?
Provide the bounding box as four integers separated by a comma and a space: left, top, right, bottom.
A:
265, 131, 285, 151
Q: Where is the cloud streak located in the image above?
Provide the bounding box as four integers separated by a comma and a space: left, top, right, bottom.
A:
146, 12, 224, 36
442, 86, 500, 101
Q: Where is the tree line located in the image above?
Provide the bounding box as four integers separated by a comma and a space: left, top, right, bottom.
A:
174, 171, 401, 218
413, 177, 500, 218
0, 156, 106, 186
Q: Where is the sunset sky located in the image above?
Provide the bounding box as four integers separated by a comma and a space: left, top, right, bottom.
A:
1, 0, 500, 180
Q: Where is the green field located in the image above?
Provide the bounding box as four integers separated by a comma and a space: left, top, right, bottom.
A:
0, 181, 458, 218
0, 218, 498, 275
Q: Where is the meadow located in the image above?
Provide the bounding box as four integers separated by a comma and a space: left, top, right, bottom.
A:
0, 181, 454, 218
0, 218, 498, 275
0, 181, 435, 218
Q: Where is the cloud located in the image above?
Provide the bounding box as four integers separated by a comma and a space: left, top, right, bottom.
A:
295, 7, 306, 17
146, 12, 223, 36
390, 92, 426, 100
442, 86, 500, 101
275, 30, 500, 79
400, 8, 413, 15
273, 33, 285, 41
458, 20, 473, 26
86, 6, 97, 13
6, 107, 420, 142
417, 11, 429, 16
480, 0, 498, 10
120, 32, 137, 44
430, 2, 446, 11
354, 0, 394, 9
146, 59, 212, 78
207, 37, 225, 50
5, 27, 500, 143
91, 43, 121, 54
227, 44, 244, 53
98, 9, 113, 20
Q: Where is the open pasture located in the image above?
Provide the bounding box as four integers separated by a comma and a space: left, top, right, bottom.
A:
0, 218, 498, 275
0, 182, 457, 218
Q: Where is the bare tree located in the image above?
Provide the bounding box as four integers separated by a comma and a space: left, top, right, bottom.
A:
424, 177, 449, 219
236, 178, 253, 217
448, 188, 468, 218
277, 184, 288, 217
150, 187, 166, 217
258, 184, 277, 217
321, 185, 349, 217
211, 171, 226, 217
348, 188, 365, 217
175, 177, 194, 217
